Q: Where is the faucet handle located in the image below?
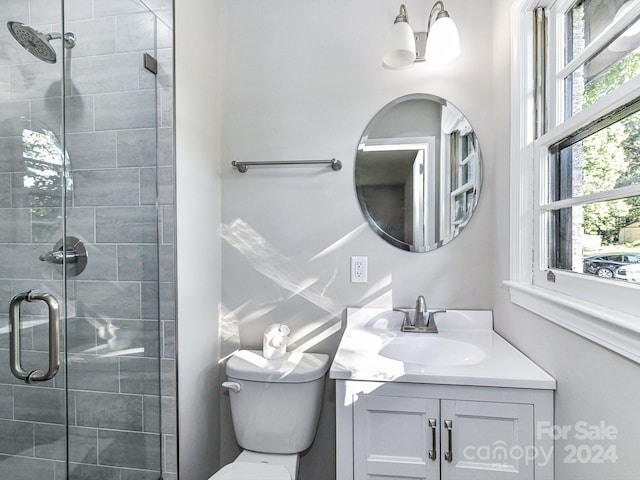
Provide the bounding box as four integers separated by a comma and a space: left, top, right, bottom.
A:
427, 310, 446, 333
393, 309, 412, 327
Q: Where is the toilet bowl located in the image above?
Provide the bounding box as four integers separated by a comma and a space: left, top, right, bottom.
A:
209, 350, 330, 480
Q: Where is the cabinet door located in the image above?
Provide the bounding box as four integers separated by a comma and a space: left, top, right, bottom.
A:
440, 400, 534, 480
354, 394, 440, 480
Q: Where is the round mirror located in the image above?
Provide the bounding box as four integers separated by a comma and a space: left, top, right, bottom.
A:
355, 94, 482, 252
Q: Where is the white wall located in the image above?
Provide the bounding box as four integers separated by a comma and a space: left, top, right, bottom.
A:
175, 0, 222, 479
218, 1, 497, 478
491, 3, 640, 480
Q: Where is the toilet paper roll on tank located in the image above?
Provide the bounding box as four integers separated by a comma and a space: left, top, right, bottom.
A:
262, 323, 290, 359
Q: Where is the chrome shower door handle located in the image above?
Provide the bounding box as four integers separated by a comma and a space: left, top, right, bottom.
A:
9, 291, 60, 384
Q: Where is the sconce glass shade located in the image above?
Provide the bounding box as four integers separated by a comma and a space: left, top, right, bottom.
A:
424, 15, 460, 65
383, 20, 417, 69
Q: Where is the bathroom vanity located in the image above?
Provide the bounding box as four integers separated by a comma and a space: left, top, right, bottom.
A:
330, 308, 556, 480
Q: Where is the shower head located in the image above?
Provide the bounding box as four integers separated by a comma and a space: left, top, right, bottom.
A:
6, 21, 76, 64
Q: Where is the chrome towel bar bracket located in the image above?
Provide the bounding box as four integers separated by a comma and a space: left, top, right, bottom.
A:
232, 158, 342, 173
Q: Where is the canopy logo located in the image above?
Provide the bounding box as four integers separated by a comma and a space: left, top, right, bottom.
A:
461, 421, 619, 467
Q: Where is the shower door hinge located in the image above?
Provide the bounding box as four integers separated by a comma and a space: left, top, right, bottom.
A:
144, 53, 158, 74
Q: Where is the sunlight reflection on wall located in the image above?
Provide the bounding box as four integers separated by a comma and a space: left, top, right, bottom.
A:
218, 218, 395, 358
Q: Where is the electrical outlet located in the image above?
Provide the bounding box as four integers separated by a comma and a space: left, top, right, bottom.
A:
351, 256, 368, 283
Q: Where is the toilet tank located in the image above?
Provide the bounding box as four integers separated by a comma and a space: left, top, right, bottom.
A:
225, 350, 330, 454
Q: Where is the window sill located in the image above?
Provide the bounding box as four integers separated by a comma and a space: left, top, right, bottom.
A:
504, 281, 640, 364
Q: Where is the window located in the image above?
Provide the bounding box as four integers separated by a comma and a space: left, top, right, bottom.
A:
545, 103, 640, 278
509, 0, 640, 363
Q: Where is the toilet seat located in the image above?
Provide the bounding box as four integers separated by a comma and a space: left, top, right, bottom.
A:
209, 461, 291, 480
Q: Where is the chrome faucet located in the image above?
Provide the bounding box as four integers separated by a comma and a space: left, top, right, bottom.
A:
399, 295, 442, 333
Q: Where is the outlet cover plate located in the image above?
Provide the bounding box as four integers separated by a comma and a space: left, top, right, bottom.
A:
351, 256, 368, 283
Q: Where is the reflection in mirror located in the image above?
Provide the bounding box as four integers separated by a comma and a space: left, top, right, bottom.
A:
355, 94, 482, 252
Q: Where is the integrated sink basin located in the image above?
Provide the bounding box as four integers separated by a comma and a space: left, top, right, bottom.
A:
330, 307, 557, 389
378, 337, 487, 366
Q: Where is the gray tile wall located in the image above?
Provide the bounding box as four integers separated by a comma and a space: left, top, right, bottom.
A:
0, 0, 176, 478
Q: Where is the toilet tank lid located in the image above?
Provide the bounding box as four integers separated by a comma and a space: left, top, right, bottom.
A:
226, 350, 330, 383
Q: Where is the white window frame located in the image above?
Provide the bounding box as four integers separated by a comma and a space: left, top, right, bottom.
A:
508, 0, 640, 364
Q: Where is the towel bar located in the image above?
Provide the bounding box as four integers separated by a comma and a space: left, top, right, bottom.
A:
232, 158, 342, 173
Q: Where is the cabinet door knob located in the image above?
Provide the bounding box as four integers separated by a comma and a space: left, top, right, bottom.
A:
428, 418, 437, 460
444, 420, 453, 462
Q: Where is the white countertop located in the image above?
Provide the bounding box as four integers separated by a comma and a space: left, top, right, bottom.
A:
330, 307, 556, 390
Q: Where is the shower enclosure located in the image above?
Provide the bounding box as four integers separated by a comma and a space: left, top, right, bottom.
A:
0, 0, 174, 478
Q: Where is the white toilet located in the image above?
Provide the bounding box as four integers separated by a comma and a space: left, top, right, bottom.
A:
211, 349, 330, 480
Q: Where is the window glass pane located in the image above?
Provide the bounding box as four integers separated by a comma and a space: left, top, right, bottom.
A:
547, 198, 640, 282
565, 44, 640, 116
548, 105, 640, 202
565, 0, 640, 64
564, 0, 640, 117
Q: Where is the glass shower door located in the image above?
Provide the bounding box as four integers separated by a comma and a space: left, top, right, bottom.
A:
0, 0, 164, 478
62, 0, 164, 477
0, 0, 70, 477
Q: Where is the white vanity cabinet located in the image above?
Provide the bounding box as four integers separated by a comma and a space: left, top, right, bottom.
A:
331, 308, 556, 480
337, 380, 553, 480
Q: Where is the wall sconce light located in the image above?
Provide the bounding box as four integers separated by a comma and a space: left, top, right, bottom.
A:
383, 2, 460, 69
